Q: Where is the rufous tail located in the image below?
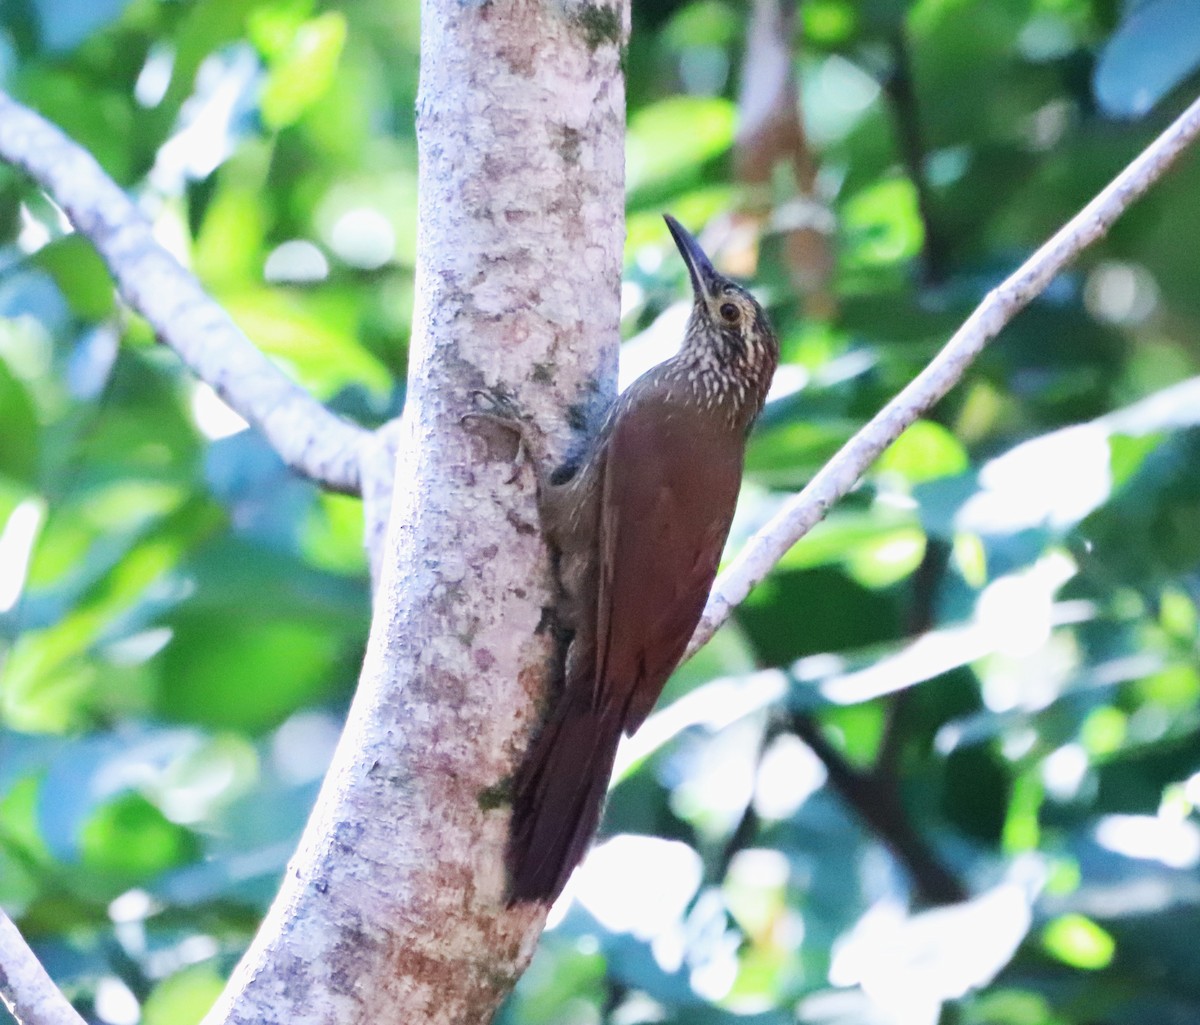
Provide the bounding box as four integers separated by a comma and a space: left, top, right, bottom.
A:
507, 689, 622, 903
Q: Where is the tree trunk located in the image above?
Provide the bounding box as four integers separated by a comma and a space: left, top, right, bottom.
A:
202, 1, 627, 1022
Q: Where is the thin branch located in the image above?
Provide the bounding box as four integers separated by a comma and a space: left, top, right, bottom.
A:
0, 910, 88, 1025
873, 538, 952, 781
687, 90, 1200, 660
0, 92, 370, 496
789, 713, 966, 905
882, 26, 948, 285
712, 713, 784, 884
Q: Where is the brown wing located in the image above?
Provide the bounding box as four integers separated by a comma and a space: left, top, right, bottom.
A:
593, 393, 745, 735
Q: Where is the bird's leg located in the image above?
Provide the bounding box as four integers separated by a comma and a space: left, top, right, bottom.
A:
461, 388, 547, 486
463, 389, 578, 702
462, 388, 575, 514
462, 387, 586, 607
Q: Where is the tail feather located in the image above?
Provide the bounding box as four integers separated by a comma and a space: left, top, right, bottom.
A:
507, 692, 623, 903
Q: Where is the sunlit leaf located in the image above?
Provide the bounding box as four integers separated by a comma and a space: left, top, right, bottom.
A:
845, 527, 925, 588
298, 491, 367, 576
194, 183, 269, 290
259, 13, 347, 129
221, 288, 392, 396
1134, 664, 1200, 710
626, 96, 736, 195
1080, 706, 1126, 757
33, 235, 115, 321
877, 420, 969, 484
1041, 914, 1115, 970
2, 612, 104, 732
802, 0, 859, 45
839, 176, 924, 271
142, 966, 226, 1025
247, 0, 317, 59
965, 989, 1059, 1025
773, 511, 920, 574
1002, 772, 1042, 852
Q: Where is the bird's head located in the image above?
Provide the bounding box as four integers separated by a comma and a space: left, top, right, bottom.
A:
663, 214, 779, 393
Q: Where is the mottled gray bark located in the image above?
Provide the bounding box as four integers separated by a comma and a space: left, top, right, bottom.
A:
0, 911, 87, 1025
202, 1, 628, 1023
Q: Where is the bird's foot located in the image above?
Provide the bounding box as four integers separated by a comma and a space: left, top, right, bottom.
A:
462, 389, 541, 484
465, 387, 526, 424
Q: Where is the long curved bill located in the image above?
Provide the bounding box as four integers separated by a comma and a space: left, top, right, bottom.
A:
663, 214, 719, 301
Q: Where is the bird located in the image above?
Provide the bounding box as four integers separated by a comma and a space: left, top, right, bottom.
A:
493, 215, 779, 903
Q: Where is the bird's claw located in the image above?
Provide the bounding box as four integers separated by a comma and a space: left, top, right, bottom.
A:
461, 388, 529, 436
462, 389, 536, 484
466, 388, 523, 422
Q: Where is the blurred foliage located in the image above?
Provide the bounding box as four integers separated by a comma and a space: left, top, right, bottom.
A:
2, 1, 1200, 1025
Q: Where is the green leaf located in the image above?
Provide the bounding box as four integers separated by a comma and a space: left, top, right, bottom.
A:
79, 792, 199, 882
32, 235, 115, 321
156, 612, 342, 732
259, 13, 348, 130
1002, 772, 1041, 853
142, 966, 226, 1025
0, 360, 39, 484
822, 702, 885, 768
194, 181, 269, 290
0, 774, 54, 869
1108, 431, 1163, 491
839, 176, 924, 271
299, 491, 368, 575
504, 936, 606, 1025
626, 96, 736, 195
247, 0, 316, 59
802, 0, 859, 45
877, 419, 969, 484
14, 70, 137, 184
1041, 914, 1115, 970
845, 526, 925, 588
965, 989, 1060, 1025
774, 510, 920, 576
221, 288, 393, 397
745, 417, 858, 486
164, 0, 259, 113
1080, 706, 1126, 757
2, 611, 104, 732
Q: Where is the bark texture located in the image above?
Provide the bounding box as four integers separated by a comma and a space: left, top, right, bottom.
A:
0, 911, 88, 1025
201, 1, 627, 1023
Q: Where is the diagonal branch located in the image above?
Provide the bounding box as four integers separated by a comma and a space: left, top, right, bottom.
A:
788, 712, 966, 906
882, 25, 949, 286
686, 90, 1200, 660
0, 92, 370, 496
0, 910, 88, 1025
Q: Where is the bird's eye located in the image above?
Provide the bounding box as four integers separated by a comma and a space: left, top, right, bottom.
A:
719, 302, 740, 323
